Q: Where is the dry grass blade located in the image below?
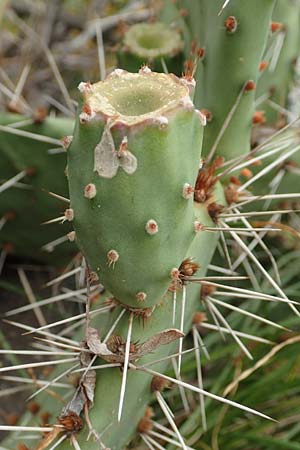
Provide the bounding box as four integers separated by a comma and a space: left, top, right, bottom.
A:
223, 335, 300, 397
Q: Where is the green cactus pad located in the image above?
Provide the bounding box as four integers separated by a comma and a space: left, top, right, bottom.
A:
0, 113, 75, 263
167, 0, 276, 162
68, 69, 205, 308
256, 0, 300, 124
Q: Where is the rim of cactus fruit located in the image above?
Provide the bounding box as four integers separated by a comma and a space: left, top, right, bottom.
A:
79, 69, 198, 126
123, 22, 183, 59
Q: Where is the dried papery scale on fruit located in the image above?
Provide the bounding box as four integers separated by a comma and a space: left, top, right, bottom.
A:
117, 22, 184, 75
68, 68, 206, 308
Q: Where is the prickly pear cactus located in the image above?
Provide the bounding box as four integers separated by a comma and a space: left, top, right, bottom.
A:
68, 69, 206, 308
2, 1, 300, 450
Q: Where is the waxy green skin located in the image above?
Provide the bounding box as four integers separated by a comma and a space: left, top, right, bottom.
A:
68, 100, 204, 308
0, 113, 75, 262
195, 0, 276, 161
256, 0, 300, 124
161, 0, 276, 161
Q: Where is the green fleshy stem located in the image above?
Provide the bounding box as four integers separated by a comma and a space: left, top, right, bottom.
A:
256, 0, 300, 124
68, 69, 206, 308
175, 0, 276, 161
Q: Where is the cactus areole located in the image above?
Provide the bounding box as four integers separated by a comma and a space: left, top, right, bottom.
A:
68, 69, 205, 308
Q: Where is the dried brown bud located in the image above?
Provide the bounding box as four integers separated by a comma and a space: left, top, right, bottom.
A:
27, 401, 40, 415
192, 312, 207, 325
270, 21, 283, 33
33, 107, 48, 124
106, 335, 123, 353
207, 202, 224, 222
137, 407, 154, 434
179, 257, 200, 277
259, 61, 268, 72
244, 80, 256, 92
6, 413, 18, 426
197, 47, 205, 59
25, 167, 36, 177
151, 376, 170, 392
58, 412, 83, 433
229, 176, 242, 186
240, 168, 253, 179
194, 157, 223, 203
40, 411, 51, 425
225, 186, 239, 205
200, 108, 213, 122
224, 16, 237, 33
252, 111, 266, 125
201, 284, 216, 299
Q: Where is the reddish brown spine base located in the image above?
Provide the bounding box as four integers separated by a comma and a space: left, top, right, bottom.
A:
137, 407, 154, 434
194, 157, 223, 204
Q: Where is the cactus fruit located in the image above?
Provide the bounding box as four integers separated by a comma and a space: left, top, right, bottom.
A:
68, 69, 206, 308
118, 22, 184, 75
0, 113, 75, 263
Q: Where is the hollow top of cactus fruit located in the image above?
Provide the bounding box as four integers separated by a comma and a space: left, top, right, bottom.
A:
123, 22, 183, 58
80, 69, 193, 126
